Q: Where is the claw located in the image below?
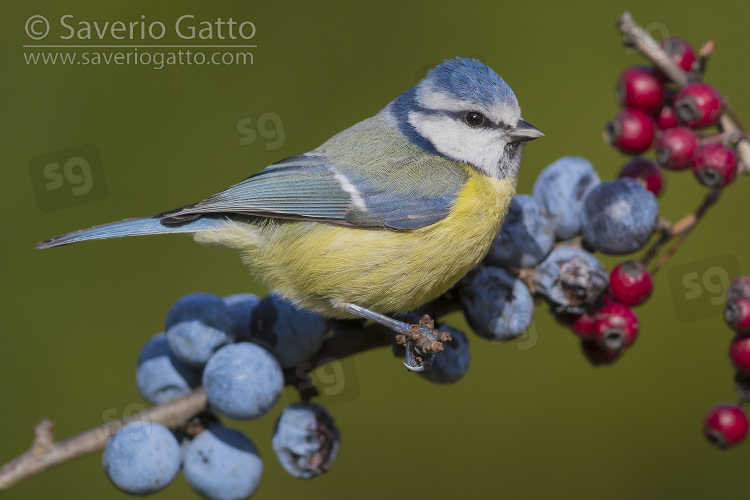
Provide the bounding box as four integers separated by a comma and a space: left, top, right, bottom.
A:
403, 361, 425, 372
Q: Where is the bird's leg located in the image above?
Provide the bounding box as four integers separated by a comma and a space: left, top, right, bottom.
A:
328, 300, 451, 372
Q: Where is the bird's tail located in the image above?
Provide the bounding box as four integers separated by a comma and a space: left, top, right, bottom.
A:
36, 215, 228, 249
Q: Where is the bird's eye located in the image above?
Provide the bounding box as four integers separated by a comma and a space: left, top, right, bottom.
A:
464, 111, 485, 127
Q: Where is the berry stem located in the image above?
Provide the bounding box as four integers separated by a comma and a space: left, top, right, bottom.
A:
640, 188, 722, 272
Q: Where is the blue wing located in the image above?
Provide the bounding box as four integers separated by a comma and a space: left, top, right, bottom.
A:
161, 151, 466, 230
37, 114, 468, 249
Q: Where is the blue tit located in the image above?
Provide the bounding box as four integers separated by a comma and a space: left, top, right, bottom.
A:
38, 57, 542, 345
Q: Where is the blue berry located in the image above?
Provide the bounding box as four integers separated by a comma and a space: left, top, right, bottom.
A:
250, 294, 329, 368
136, 333, 202, 404
203, 342, 283, 420
581, 178, 659, 255
419, 325, 470, 384
183, 426, 263, 500
102, 422, 181, 495
272, 402, 340, 479
461, 267, 534, 341
224, 293, 260, 342
532, 156, 601, 239
534, 246, 608, 314
486, 195, 555, 268
165, 292, 236, 367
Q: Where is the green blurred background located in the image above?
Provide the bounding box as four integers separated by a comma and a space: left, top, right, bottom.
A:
2, 1, 749, 498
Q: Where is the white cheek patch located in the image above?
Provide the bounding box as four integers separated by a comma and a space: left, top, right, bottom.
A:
409, 111, 506, 178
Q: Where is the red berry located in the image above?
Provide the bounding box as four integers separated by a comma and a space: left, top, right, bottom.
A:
609, 261, 654, 306
674, 83, 724, 129
730, 333, 750, 372
655, 127, 698, 170
605, 109, 655, 154
692, 142, 738, 187
726, 299, 750, 335
658, 37, 697, 74
592, 303, 639, 351
656, 105, 679, 130
580, 339, 621, 366
571, 313, 597, 340
616, 66, 665, 113
727, 276, 750, 302
703, 403, 748, 450
618, 158, 664, 196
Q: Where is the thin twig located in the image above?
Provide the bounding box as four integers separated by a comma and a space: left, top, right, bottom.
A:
0, 388, 208, 491
618, 11, 750, 173
0, 323, 394, 492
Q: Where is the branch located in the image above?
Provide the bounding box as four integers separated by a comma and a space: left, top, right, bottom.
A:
618, 11, 750, 172
0, 389, 207, 491
0, 321, 397, 492
618, 12, 744, 272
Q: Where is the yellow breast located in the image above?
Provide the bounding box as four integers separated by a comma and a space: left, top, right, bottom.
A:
197, 166, 516, 318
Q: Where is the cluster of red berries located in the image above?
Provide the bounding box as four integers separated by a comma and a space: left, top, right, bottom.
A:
565, 261, 652, 365
605, 37, 739, 191
703, 277, 750, 450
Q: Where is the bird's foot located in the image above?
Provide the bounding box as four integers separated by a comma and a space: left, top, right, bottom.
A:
393, 315, 452, 372
328, 300, 451, 372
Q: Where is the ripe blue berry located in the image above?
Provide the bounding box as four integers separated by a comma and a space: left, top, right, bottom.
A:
203, 342, 284, 420
461, 267, 534, 341
534, 246, 608, 315
183, 426, 263, 500
102, 422, 181, 495
486, 195, 555, 268
419, 325, 470, 384
250, 294, 329, 368
532, 156, 601, 239
224, 293, 261, 342
166, 292, 236, 367
581, 178, 659, 255
272, 402, 340, 479
136, 333, 201, 404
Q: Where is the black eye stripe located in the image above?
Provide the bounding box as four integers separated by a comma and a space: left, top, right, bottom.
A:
418, 108, 507, 130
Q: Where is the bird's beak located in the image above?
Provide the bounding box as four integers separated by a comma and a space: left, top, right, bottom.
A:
508, 120, 544, 143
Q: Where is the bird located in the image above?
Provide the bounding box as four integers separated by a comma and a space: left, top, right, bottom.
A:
37, 57, 542, 363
